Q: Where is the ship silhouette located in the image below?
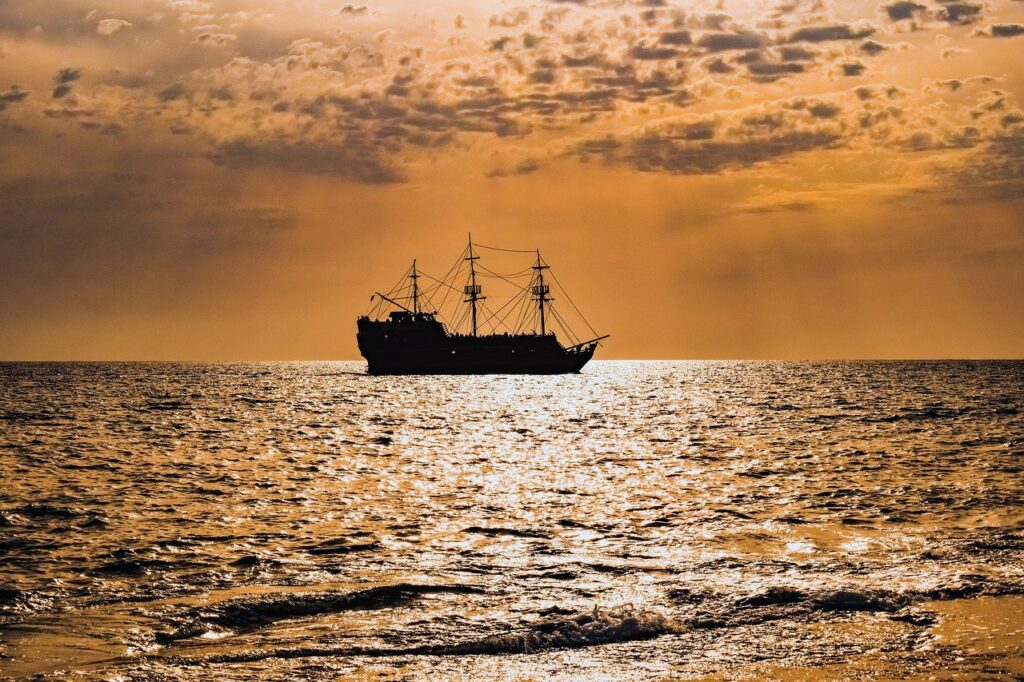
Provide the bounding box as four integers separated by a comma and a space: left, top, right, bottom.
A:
357, 236, 608, 375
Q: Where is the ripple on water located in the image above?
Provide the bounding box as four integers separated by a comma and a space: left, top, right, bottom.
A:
0, 360, 1021, 679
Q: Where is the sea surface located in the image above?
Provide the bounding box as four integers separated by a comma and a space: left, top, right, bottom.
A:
1, 361, 1022, 680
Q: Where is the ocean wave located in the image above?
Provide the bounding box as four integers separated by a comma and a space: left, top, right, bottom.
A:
155, 583, 484, 644
163, 605, 681, 664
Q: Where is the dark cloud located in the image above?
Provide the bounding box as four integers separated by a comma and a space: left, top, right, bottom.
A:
631, 45, 678, 60
705, 57, 735, 73
486, 158, 542, 177
747, 61, 805, 80
490, 36, 514, 51
195, 32, 237, 46
882, 1, 928, 21
681, 120, 716, 140
529, 68, 556, 83
55, 68, 82, 84
787, 24, 876, 43
841, 62, 867, 76
659, 30, 692, 45
938, 129, 1024, 202
780, 46, 816, 61
809, 102, 841, 118
697, 31, 768, 52
860, 40, 888, 55
206, 138, 406, 184
988, 23, 1024, 37
936, 2, 983, 24
52, 84, 73, 99
0, 86, 30, 111
159, 83, 188, 102
580, 126, 841, 175
563, 54, 605, 68
208, 85, 234, 102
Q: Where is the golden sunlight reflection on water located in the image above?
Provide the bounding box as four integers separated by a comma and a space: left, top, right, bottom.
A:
0, 360, 1021, 679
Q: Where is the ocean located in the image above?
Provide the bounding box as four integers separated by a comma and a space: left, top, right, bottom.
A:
1, 361, 1022, 680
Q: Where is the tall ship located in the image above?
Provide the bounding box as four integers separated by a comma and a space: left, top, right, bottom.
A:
356, 237, 608, 375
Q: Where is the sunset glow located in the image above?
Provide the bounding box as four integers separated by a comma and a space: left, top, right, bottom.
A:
1, 0, 1022, 359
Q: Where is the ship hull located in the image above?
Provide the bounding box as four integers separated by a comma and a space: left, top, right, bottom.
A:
357, 316, 595, 375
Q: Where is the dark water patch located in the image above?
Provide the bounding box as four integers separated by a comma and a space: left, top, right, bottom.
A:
11, 504, 79, 520
0, 587, 57, 616
305, 538, 381, 555
232, 394, 281, 405
0, 512, 27, 527
229, 555, 280, 569
144, 400, 189, 411
78, 515, 109, 529
523, 569, 578, 581
867, 405, 965, 423
155, 583, 484, 644
91, 558, 184, 577
716, 509, 754, 520
684, 589, 910, 631
463, 526, 551, 539
0, 410, 63, 423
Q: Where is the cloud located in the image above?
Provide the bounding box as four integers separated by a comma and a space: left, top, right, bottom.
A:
984, 23, 1024, 37
576, 102, 844, 175
96, 18, 131, 35
631, 44, 678, 60
704, 57, 735, 73
206, 138, 405, 184
623, 129, 842, 174
50, 67, 83, 99
196, 32, 238, 47
0, 86, 29, 111
780, 46, 816, 61
882, 1, 928, 21
659, 30, 692, 46
935, 2, 983, 24
860, 40, 888, 55
840, 62, 867, 77
697, 31, 768, 52
808, 102, 841, 118
159, 83, 189, 101
486, 158, 543, 177
786, 24, 875, 43
938, 128, 1024, 202
56, 68, 82, 84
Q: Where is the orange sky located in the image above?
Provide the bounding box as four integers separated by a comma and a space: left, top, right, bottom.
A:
1, 0, 1022, 359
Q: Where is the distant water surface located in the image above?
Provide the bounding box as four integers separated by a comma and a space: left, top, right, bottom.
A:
0, 361, 1022, 680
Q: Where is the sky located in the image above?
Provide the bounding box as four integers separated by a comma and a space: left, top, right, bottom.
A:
0, 0, 1022, 360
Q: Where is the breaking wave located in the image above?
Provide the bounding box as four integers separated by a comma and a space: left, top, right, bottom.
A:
165, 606, 681, 664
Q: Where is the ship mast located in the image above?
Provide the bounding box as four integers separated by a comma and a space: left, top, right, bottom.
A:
464, 234, 484, 336
531, 250, 551, 335
410, 259, 420, 315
